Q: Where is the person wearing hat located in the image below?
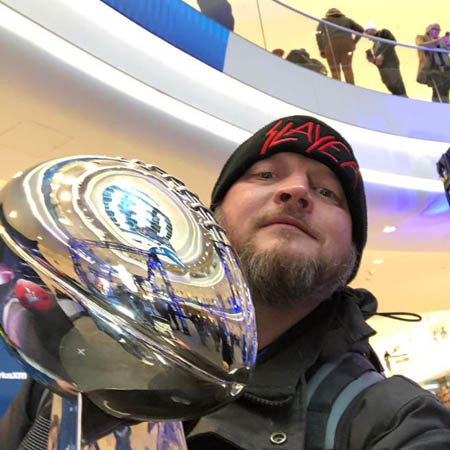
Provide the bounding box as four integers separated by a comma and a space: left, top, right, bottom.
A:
316, 8, 364, 84
186, 116, 450, 449
416, 23, 450, 103
364, 22, 407, 96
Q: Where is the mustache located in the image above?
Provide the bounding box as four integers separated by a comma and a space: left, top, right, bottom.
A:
255, 204, 323, 241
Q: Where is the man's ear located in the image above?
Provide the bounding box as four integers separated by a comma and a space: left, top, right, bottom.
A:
212, 204, 224, 224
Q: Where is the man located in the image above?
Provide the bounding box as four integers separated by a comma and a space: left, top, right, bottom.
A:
316, 8, 364, 84
286, 48, 328, 76
364, 22, 407, 96
416, 23, 450, 103
197, 0, 234, 31
2, 117, 450, 449
185, 116, 450, 449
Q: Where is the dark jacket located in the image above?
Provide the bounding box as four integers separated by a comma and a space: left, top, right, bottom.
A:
186, 288, 450, 449
2, 288, 450, 449
197, 0, 234, 31
372, 29, 400, 68
316, 13, 364, 52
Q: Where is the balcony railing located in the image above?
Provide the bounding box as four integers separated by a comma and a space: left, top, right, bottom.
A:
186, 0, 450, 103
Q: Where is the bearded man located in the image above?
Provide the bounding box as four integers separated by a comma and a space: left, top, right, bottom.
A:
185, 115, 450, 449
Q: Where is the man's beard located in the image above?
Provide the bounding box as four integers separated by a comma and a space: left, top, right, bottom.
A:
235, 240, 357, 309
215, 206, 357, 309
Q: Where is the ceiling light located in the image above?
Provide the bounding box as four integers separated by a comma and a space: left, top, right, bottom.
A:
60, 191, 72, 201
62, 176, 75, 185
8, 211, 17, 218
373, 259, 384, 265
382, 225, 397, 233
58, 217, 72, 225
83, 162, 98, 170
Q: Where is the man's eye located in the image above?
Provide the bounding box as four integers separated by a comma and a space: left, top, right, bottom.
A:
258, 172, 274, 179
316, 187, 335, 198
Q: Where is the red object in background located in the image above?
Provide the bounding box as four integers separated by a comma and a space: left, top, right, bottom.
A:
15, 279, 55, 311
272, 48, 285, 57
0, 264, 14, 285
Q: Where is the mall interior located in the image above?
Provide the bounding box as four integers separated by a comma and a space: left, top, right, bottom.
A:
0, 0, 449, 443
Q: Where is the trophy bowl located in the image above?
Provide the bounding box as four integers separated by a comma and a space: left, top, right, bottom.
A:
0, 156, 257, 422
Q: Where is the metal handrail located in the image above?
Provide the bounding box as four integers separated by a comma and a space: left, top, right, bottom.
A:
272, 0, 450, 54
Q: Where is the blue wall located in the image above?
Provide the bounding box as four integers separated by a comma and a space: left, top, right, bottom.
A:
101, 0, 229, 71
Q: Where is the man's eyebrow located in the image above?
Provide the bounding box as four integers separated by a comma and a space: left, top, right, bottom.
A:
311, 168, 339, 183
248, 161, 274, 171
313, 171, 345, 193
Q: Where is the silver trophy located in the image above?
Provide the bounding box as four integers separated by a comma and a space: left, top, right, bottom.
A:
0, 156, 256, 449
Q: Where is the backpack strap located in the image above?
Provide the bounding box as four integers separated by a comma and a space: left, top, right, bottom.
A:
306, 352, 385, 450
324, 370, 383, 449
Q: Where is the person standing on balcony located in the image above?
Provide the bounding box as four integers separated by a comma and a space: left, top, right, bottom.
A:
416, 23, 450, 103
364, 22, 407, 97
197, 0, 234, 31
316, 8, 364, 84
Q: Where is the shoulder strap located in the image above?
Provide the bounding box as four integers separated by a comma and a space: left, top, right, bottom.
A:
306, 352, 384, 450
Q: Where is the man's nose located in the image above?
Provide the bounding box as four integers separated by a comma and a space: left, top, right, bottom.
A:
274, 178, 313, 211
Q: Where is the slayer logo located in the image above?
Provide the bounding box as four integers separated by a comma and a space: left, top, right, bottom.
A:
260, 120, 360, 188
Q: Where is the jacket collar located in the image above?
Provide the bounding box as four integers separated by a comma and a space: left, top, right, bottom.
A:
243, 287, 377, 403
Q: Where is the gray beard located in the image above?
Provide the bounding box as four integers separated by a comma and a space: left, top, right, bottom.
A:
236, 241, 357, 309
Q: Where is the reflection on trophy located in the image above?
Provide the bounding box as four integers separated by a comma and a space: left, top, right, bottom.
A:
0, 156, 257, 449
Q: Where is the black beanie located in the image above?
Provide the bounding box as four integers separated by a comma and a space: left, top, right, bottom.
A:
210, 115, 367, 283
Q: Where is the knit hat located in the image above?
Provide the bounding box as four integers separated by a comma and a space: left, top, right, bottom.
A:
210, 115, 367, 283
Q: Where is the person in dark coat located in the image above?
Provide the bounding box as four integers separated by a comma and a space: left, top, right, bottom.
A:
186, 115, 450, 449
364, 22, 407, 96
286, 48, 328, 75
197, 0, 234, 31
316, 8, 364, 84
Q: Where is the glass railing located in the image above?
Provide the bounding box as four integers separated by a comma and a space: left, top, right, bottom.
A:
184, 0, 450, 103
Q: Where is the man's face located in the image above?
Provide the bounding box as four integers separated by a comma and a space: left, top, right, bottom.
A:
217, 152, 355, 307
429, 26, 441, 39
